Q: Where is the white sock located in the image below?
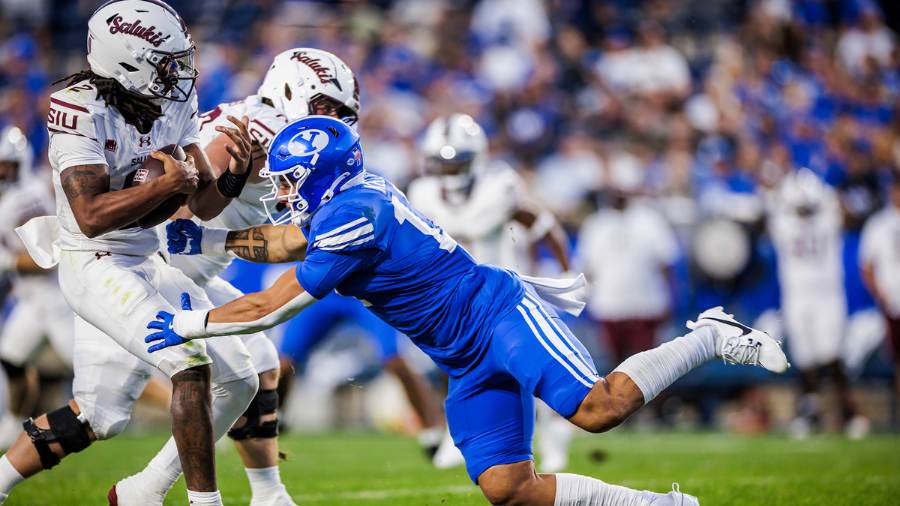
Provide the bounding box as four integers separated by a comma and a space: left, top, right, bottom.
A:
613, 327, 716, 403
0, 456, 23, 495
246, 466, 284, 499
135, 376, 259, 496
187, 489, 223, 505
554, 473, 649, 506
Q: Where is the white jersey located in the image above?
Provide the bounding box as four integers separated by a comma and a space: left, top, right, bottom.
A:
769, 188, 845, 305
47, 80, 200, 256
859, 206, 900, 317
407, 162, 551, 273
167, 95, 288, 285
0, 177, 58, 299
576, 203, 679, 320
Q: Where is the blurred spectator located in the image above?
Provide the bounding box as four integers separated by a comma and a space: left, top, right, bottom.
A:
576, 162, 679, 365
837, 2, 896, 76
859, 176, 900, 427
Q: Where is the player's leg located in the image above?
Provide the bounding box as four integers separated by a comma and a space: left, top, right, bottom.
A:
58, 251, 225, 504
569, 302, 786, 433
785, 302, 822, 437
0, 317, 152, 502
112, 262, 259, 506
229, 332, 295, 506
0, 301, 45, 418
465, 292, 697, 505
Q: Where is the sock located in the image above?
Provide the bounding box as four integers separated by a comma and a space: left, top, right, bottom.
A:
246, 466, 284, 499
613, 327, 716, 403
187, 489, 223, 505
0, 456, 23, 495
554, 473, 649, 506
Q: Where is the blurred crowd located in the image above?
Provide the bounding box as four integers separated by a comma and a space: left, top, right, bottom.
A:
1, 0, 899, 425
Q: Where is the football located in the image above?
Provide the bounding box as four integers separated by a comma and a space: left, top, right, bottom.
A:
123, 144, 188, 228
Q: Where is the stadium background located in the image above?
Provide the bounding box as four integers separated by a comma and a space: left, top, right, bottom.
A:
0, 0, 899, 504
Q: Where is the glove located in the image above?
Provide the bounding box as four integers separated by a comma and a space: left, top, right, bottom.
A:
146, 293, 194, 353
167, 219, 203, 255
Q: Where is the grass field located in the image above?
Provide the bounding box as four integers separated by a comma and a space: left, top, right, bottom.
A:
4, 430, 899, 505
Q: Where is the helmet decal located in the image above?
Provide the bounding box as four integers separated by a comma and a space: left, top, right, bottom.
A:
287, 129, 330, 164
105, 14, 171, 48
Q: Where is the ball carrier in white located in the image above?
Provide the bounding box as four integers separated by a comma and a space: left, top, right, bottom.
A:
114, 47, 362, 506
0, 2, 260, 506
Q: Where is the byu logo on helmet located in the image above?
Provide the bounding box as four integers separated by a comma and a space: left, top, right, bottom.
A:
260, 116, 364, 227
287, 129, 330, 164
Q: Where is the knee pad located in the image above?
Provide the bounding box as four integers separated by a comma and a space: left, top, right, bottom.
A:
0, 359, 26, 380
228, 389, 278, 441
23, 405, 92, 469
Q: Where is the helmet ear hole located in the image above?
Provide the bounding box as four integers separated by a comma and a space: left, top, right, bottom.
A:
284, 83, 292, 100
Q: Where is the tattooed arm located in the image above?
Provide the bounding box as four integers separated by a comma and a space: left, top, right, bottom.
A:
61, 163, 196, 238
225, 224, 308, 263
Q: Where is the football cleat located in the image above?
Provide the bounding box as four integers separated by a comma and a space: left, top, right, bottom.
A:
108, 477, 164, 506
642, 483, 699, 505
687, 307, 790, 373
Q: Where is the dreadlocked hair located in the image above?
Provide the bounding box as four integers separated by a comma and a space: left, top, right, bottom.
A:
53, 70, 163, 134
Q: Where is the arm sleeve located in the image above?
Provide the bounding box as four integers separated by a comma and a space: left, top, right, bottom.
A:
295, 249, 373, 299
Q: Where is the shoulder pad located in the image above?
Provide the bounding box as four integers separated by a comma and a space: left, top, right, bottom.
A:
47, 85, 100, 141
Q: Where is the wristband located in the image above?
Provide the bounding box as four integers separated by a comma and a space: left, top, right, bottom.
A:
172, 310, 210, 339
200, 227, 229, 256
216, 168, 250, 198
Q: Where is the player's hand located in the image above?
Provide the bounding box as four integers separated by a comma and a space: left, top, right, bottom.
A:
216, 115, 252, 176
146, 293, 193, 353
153, 150, 199, 194
167, 219, 203, 255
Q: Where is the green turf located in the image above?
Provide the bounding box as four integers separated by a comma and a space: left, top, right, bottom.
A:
4, 430, 899, 505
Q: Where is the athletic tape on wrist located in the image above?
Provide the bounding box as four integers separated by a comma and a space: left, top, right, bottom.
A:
200, 227, 229, 256
172, 310, 210, 339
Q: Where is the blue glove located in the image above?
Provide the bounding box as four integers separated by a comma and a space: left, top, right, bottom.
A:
167, 219, 203, 255
146, 293, 193, 353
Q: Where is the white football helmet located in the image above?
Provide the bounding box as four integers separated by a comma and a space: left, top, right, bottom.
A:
778, 168, 828, 215
420, 114, 488, 192
86, 0, 197, 102
0, 126, 32, 189
258, 48, 360, 124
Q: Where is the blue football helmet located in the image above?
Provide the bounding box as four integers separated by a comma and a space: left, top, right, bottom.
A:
260, 115, 365, 226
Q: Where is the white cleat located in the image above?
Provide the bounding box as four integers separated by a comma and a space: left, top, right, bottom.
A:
250, 485, 297, 506
107, 476, 164, 506
642, 483, 699, 505
432, 430, 466, 469
688, 307, 790, 373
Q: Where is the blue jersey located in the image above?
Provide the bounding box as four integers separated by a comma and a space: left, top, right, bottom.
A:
295, 174, 524, 375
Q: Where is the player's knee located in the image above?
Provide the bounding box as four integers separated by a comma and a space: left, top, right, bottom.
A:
24, 402, 94, 469
478, 477, 532, 506
571, 391, 633, 434
228, 386, 279, 441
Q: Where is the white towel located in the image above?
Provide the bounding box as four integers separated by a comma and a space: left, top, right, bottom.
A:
519, 273, 588, 317
15, 215, 62, 268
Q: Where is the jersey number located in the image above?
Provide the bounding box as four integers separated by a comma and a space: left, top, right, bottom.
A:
391, 196, 457, 252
